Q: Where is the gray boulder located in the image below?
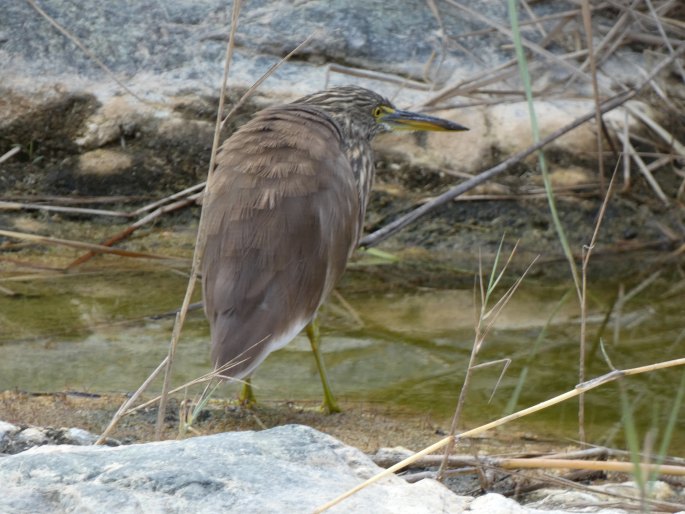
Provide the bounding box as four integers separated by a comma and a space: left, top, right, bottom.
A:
1, 422, 666, 513
0, 424, 468, 514
0, 421, 116, 455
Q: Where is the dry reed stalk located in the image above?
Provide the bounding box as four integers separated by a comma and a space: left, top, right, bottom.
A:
493, 468, 685, 513
326, 63, 430, 91
67, 192, 202, 269
0, 200, 130, 218
98, 344, 257, 441
578, 0, 638, 73
423, 10, 599, 107
0, 229, 176, 262
330, 290, 365, 329
153, 0, 243, 440
378, 447, 610, 469
625, 106, 685, 158
130, 182, 207, 216
645, 0, 685, 83
576, 161, 620, 445
0, 146, 21, 164
520, 0, 547, 38
0, 284, 16, 296
450, 8, 584, 41
461, 456, 685, 475
580, 0, 606, 198
3, 195, 146, 205
361, 45, 684, 248
437, 248, 536, 479
314, 357, 685, 513
123, 356, 251, 416
425, 191, 597, 202
95, 358, 168, 445
614, 131, 670, 204
218, 31, 319, 134
578, 0, 613, 436
424, 0, 485, 74
444, 0, 594, 84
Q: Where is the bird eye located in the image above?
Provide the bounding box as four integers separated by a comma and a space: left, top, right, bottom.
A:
373, 106, 383, 117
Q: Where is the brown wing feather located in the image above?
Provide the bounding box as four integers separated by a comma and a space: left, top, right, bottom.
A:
202, 105, 360, 378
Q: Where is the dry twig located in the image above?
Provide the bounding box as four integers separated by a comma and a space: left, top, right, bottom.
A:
314, 357, 685, 513
361, 45, 685, 248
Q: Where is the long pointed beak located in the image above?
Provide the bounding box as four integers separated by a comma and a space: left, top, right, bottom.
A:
380, 109, 468, 132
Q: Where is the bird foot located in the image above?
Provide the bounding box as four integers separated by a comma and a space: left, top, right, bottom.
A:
238, 381, 257, 408
320, 397, 342, 415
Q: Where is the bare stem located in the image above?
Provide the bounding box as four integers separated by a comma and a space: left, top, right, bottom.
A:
153, 0, 243, 440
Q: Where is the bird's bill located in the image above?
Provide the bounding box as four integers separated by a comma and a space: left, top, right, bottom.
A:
380, 109, 468, 132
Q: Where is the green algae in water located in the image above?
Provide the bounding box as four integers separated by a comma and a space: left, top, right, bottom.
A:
0, 266, 683, 450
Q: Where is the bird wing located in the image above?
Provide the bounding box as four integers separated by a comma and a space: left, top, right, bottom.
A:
202, 105, 360, 378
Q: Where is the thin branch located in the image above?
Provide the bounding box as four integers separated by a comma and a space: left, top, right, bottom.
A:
130, 182, 206, 216
615, 131, 669, 204
360, 45, 685, 248
67, 192, 202, 269
580, 0, 606, 194
0, 200, 130, 218
154, 0, 243, 441
0, 145, 21, 164
0, 229, 179, 262
219, 31, 321, 131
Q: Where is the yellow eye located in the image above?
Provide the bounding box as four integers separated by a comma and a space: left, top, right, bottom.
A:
373, 106, 383, 117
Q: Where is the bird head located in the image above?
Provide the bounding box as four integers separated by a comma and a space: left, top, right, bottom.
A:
295, 86, 468, 141
372, 103, 468, 134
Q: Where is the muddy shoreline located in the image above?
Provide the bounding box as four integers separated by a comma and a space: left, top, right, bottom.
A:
2, 153, 681, 281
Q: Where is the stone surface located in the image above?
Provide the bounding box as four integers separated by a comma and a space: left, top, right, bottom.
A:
1, 422, 678, 514
0, 420, 20, 448
78, 148, 134, 176
1, 0, 518, 91
526, 482, 683, 513
0, 423, 113, 456
1, 0, 662, 189
0, 424, 468, 514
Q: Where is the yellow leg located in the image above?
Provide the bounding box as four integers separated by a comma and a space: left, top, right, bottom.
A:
306, 317, 341, 414
239, 376, 256, 407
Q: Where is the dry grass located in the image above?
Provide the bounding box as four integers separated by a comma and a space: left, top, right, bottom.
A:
314, 357, 685, 512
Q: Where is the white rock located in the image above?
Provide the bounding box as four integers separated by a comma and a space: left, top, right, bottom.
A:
1, 424, 466, 514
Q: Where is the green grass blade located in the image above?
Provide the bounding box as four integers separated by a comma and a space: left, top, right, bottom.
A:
506, 0, 580, 293
655, 371, 685, 470
619, 385, 645, 491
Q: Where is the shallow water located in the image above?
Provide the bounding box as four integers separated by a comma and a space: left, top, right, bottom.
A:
0, 263, 683, 450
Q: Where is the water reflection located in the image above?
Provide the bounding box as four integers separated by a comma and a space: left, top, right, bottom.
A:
0, 265, 683, 448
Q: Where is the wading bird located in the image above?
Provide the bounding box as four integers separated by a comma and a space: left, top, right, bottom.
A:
202, 86, 467, 412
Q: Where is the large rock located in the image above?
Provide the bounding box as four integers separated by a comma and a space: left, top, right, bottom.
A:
0, 424, 468, 514
1, 0, 656, 189
1, 0, 513, 90
1, 422, 671, 514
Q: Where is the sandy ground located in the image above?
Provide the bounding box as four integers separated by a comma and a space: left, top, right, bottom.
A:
0, 389, 567, 456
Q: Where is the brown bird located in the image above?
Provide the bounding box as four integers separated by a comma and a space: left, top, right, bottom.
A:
202, 86, 467, 412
